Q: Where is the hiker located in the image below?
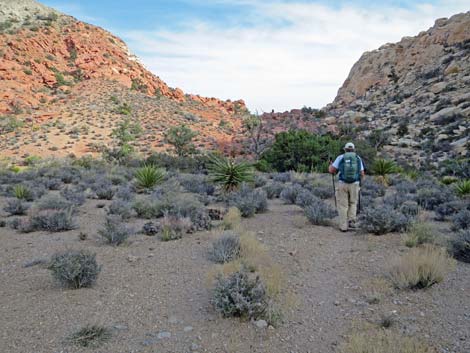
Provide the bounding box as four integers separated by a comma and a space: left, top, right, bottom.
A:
328, 142, 365, 232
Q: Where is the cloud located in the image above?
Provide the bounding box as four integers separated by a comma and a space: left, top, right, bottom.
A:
102, 1, 470, 111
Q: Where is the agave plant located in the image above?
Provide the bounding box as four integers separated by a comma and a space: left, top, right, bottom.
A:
371, 159, 398, 186
208, 155, 254, 192
455, 179, 470, 197
134, 164, 165, 189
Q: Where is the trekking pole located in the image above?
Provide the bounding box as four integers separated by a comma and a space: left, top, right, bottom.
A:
357, 177, 362, 214
332, 173, 337, 209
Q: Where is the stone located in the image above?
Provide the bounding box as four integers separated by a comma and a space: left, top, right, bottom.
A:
254, 320, 268, 329
184, 326, 193, 332
157, 331, 171, 339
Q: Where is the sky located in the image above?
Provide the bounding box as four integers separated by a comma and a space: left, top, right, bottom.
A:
41, 0, 469, 112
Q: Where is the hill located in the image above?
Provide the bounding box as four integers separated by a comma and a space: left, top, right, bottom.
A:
0, 0, 247, 159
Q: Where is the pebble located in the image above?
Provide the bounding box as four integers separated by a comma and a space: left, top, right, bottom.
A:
191, 343, 201, 351
127, 255, 139, 263
157, 331, 171, 339
254, 319, 268, 329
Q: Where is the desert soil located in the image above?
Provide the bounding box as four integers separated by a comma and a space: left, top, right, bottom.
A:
0, 198, 469, 353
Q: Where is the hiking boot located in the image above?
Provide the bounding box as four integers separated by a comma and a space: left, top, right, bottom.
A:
348, 221, 357, 229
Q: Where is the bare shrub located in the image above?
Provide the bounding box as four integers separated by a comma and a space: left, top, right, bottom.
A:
48, 250, 101, 289
228, 184, 268, 217
212, 267, 268, 319
107, 199, 135, 220
25, 208, 76, 232
3, 198, 29, 215
304, 201, 336, 225
388, 245, 455, 290
98, 216, 133, 245
359, 205, 410, 235
160, 213, 192, 241
67, 325, 111, 348
280, 184, 304, 204
451, 209, 470, 231
209, 231, 241, 263
449, 230, 470, 263
263, 182, 284, 199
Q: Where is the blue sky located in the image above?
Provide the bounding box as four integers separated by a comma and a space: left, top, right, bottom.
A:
41, 0, 469, 112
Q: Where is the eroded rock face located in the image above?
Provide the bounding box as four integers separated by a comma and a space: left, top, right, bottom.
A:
0, 0, 244, 115
324, 12, 470, 166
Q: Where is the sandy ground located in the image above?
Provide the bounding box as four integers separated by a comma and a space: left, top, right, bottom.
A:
0, 198, 469, 353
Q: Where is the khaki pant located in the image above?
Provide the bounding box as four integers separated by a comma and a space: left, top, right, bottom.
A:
336, 182, 360, 231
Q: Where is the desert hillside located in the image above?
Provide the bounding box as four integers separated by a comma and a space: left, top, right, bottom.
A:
0, 0, 247, 159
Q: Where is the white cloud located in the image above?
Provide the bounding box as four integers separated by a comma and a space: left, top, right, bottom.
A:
123, 1, 469, 112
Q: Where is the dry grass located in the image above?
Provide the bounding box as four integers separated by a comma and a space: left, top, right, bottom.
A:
363, 277, 393, 304
340, 329, 437, 353
404, 222, 437, 248
388, 245, 455, 290
222, 207, 241, 231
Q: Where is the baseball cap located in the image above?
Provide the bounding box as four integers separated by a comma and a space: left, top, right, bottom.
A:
344, 142, 355, 150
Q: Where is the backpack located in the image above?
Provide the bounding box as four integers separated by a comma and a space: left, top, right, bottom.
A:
339, 152, 360, 183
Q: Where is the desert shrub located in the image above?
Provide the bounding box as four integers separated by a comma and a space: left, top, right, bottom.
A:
12, 184, 32, 200
60, 186, 86, 206
416, 186, 454, 211
222, 207, 241, 230
272, 172, 291, 183
25, 208, 76, 232
164, 193, 211, 231
451, 209, 470, 231
212, 268, 268, 319
434, 200, 465, 221
441, 175, 459, 185
263, 182, 284, 199
178, 174, 215, 195
107, 200, 134, 220
311, 185, 334, 199
3, 198, 29, 215
98, 216, 133, 245
142, 221, 160, 236
228, 184, 268, 217
303, 201, 336, 225
160, 213, 192, 241
254, 175, 268, 188
295, 190, 319, 208
404, 222, 437, 247
280, 184, 304, 204
132, 198, 165, 219
449, 230, 470, 263
384, 193, 416, 209
360, 178, 386, 198
135, 164, 165, 189
340, 330, 436, 353
359, 205, 410, 235
67, 325, 111, 348
388, 245, 454, 289
35, 194, 73, 211
454, 179, 470, 197
91, 179, 115, 200
400, 200, 419, 218
146, 152, 209, 174
394, 180, 417, 194
43, 178, 62, 190
48, 250, 101, 289
164, 124, 198, 156
115, 185, 135, 201
208, 155, 254, 192
209, 231, 241, 263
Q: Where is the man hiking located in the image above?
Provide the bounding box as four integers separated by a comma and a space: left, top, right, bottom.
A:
328, 142, 365, 232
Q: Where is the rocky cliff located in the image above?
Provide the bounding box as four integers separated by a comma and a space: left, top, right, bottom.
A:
325, 12, 469, 166
0, 0, 246, 159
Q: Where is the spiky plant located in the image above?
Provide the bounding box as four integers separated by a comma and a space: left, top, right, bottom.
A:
371, 159, 398, 185
208, 155, 254, 192
134, 164, 165, 189
455, 179, 470, 197
13, 184, 32, 200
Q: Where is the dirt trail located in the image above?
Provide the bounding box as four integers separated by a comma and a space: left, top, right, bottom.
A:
0, 198, 469, 353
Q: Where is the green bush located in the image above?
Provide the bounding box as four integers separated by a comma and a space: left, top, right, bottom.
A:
135, 164, 165, 189
260, 130, 343, 172
164, 124, 198, 156
13, 185, 32, 200
404, 222, 437, 247
455, 179, 470, 197
371, 159, 398, 176
208, 155, 254, 192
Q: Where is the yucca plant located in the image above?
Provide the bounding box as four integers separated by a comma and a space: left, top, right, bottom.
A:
13, 184, 32, 200
455, 179, 470, 197
134, 164, 165, 189
371, 159, 397, 186
208, 155, 254, 192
